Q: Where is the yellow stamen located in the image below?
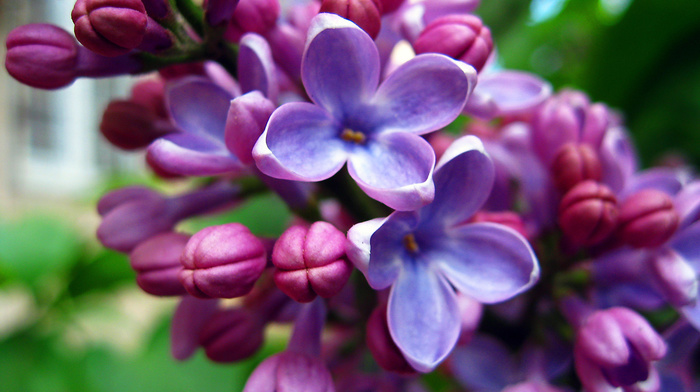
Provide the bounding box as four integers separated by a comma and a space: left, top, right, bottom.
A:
403, 234, 419, 253
341, 128, 366, 144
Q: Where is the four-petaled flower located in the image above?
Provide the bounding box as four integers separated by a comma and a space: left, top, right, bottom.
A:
253, 13, 476, 211
347, 135, 540, 371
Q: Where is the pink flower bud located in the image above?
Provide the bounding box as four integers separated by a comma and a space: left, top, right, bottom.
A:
319, 0, 383, 39
618, 189, 679, 248
225, 0, 280, 42
551, 143, 602, 193
129, 232, 189, 296
243, 351, 335, 392
558, 181, 618, 246
272, 222, 353, 303
574, 307, 666, 391
180, 223, 267, 299
129, 78, 168, 118
198, 308, 264, 362
5, 24, 79, 89
366, 303, 416, 374
72, 0, 148, 57
377, 0, 404, 15
412, 14, 493, 72
99, 100, 176, 150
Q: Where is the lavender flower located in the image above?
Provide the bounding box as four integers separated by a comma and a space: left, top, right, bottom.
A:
253, 13, 476, 211
347, 135, 539, 371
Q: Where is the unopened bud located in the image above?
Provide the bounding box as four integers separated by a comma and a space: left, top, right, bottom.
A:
5, 24, 79, 89
100, 100, 176, 150
273, 222, 353, 303
618, 189, 679, 248
129, 232, 189, 296
72, 0, 148, 57
551, 143, 603, 193
199, 308, 264, 362
413, 14, 493, 72
320, 0, 383, 39
558, 181, 618, 246
225, 0, 280, 41
180, 223, 267, 299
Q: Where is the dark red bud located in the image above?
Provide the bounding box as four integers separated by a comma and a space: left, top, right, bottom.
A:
551, 143, 603, 193
618, 189, 679, 248
558, 181, 618, 246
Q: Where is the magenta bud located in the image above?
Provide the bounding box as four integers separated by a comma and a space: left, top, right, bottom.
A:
129, 232, 189, 296
243, 351, 335, 392
205, 0, 240, 26
377, 0, 404, 15
142, 0, 171, 19
574, 307, 666, 391
5, 24, 79, 89
272, 222, 353, 303
366, 303, 416, 374
225, 0, 280, 41
413, 14, 493, 72
551, 143, 602, 193
319, 0, 383, 39
129, 78, 168, 118
72, 0, 147, 57
180, 223, 267, 299
198, 308, 264, 362
558, 181, 618, 246
100, 100, 176, 150
618, 189, 679, 248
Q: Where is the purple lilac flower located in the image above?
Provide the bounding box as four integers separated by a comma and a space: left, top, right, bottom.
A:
253, 13, 476, 211
463, 70, 552, 120
346, 135, 539, 371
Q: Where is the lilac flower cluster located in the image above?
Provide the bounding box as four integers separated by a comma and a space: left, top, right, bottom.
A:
5, 0, 700, 391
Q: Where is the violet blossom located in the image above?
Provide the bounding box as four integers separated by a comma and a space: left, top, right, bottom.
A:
347, 135, 539, 371
253, 12, 476, 211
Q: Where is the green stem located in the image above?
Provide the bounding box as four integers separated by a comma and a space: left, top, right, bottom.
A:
173, 0, 205, 37
320, 171, 390, 222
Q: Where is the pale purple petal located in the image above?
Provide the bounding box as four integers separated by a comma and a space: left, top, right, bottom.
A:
370, 54, 475, 135
450, 334, 519, 391
347, 132, 435, 211
303, 13, 380, 118
171, 295, 218, 360
225, 91, 276, 165
599, 126, 638, 194
388, 258, 460, 372
464, 70, 551, 119
672, 222, 700, 270
681, 302, 700, 331
345, 217, 386, 278
147, 133, 243, 176
253, 102, 348, 181
238, 33, 278, 102
435, 222, 539, 303
620, 168, 683, 201
166, 78, 233, 138
422, 135, 493, 227
649, 248, 698, 307
674, 181, 700, 229
367, 211, 420, 289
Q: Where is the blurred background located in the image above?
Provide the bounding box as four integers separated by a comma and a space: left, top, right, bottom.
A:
0, 0, 699, 390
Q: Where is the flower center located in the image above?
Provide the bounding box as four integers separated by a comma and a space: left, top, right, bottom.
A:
341, 128, 366, 144
403, 234, 419, 253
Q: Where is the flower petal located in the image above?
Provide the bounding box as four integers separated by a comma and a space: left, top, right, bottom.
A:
434, 222, 539, 303
303, 13, 380, 118
671, 221, 700, 270
371, 54, 475, 135
347, 132, 435, 211
147, 133, 243, 176
422, 135, 494, 228
225, 91, 276, 165
166, 77, 233, 138
464, 70, 551, 119
346, 217, 386, 278
253, 102, 348, 181
171, 295, 218, 360
238, 33, 278, 102
388, 258, 460, 372
367, 211, 420, 289
450, 334, 519, 391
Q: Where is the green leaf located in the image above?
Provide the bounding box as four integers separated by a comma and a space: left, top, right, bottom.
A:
0, 215, 83, 287
67, 249, 135, 298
